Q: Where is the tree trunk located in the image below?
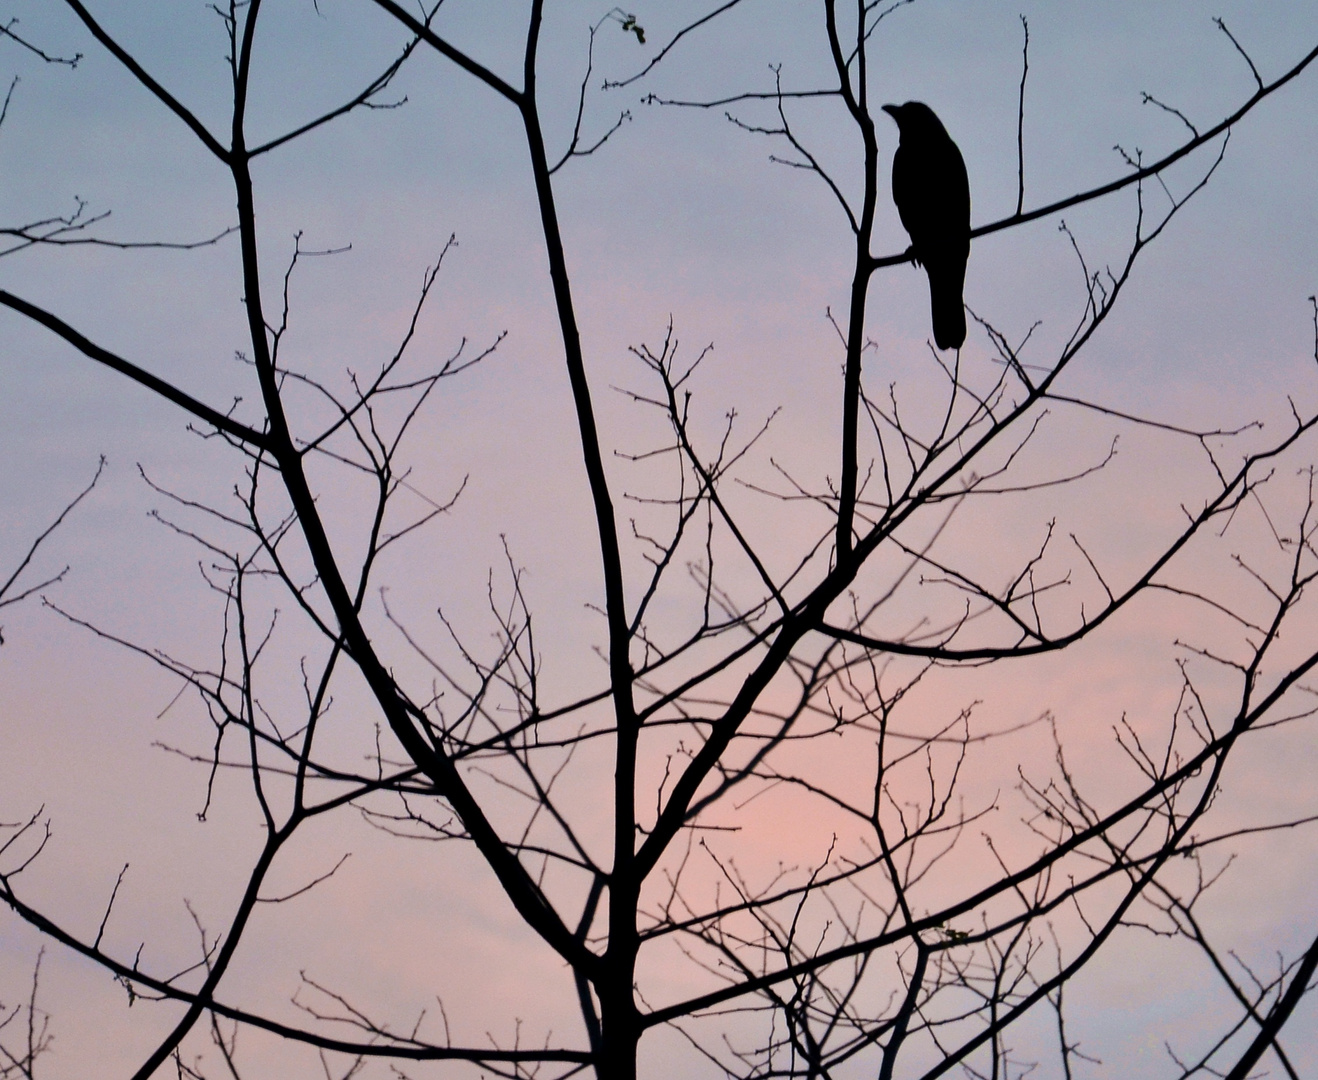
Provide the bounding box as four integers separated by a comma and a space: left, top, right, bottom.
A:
596, 966, 640, 1080
597, 867, 641, 1080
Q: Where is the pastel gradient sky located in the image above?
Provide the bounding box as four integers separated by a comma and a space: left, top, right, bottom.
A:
2, 2, 1317, 1077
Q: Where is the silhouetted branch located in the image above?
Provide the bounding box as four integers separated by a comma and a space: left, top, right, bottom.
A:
0, 456, 104, 642
1015, 15, 1029, 216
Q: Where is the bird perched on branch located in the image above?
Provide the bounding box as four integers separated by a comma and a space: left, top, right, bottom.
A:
882, 101, 970, 351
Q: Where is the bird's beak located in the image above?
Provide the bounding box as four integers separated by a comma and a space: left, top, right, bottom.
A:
881, 104, 900, 122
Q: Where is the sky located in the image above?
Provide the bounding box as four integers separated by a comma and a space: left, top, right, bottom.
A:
2, 1, 1318, 1077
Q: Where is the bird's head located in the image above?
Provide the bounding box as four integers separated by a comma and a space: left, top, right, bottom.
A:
881, 101, 947, 139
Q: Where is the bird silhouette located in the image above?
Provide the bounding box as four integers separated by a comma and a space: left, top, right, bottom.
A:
882, 101, 970, 351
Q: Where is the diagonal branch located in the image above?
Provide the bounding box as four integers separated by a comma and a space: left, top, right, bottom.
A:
0, 290, 271, 449
61, 0, 229, 161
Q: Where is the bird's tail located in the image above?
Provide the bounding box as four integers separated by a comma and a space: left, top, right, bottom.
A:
926, 261, 967, 351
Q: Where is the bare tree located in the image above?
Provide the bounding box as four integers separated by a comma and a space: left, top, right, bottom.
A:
2, 3, 1317, 1079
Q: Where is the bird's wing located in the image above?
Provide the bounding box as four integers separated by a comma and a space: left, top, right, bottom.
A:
890, 142, 921, 245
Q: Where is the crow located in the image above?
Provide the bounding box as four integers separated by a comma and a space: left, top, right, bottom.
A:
881, 101, 970, 351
